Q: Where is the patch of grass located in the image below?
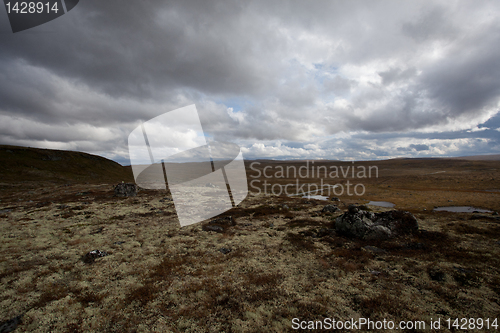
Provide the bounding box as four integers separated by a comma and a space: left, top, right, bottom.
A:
245, 272, 282, 286
453, 223, 500, 238
73, 289, 105, 307
283, 232, 317, 251
0, 259, 47, 280
125, 283, 162, 306
357, 293, 408, 318
453, 268, 482, 287
33, 282, 69, 308
251, 205, 282, 218
286, 218, 324, 228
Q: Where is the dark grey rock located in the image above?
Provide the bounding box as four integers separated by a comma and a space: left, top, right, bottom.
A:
82, 250, 108, 264
348, 204, 359, 214
202, 216, 236, 233
321, 204, 339, 213
219, 248, 231, 254
0, 314, 23, 333
331, 197, 340, 202
114, 183, 137, 197
335, 206, 419, 240
202, 225, 224, 233
209, 216, 235, 226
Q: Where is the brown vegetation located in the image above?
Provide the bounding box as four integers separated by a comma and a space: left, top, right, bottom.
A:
1, 149, 500, 332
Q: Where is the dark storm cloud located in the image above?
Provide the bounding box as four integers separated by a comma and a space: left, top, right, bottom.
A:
0, 0, 499, 161
401, 6, 458, 42
0, 1, 285, 113
409, 144, 430, 151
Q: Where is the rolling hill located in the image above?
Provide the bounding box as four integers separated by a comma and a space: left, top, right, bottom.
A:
0, 145, 134, 184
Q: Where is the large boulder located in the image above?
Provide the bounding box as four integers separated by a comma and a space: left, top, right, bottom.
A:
335, 205, 418, 240
114, 183, 137, 197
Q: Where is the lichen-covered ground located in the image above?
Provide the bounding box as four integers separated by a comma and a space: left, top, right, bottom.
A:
1, 182, 500, 332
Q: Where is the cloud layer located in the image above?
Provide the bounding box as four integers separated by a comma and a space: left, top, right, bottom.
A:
0, 0, 499, 163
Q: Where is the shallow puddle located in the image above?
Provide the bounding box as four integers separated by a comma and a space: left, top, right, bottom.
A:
368, 201, 395, 208
302, 195, 329, 200
433, 206, 492, 213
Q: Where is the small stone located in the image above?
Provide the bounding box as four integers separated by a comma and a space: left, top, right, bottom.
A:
82, 250, 108, 264
219, 248, 231, 254
330, 197, 340, 202
202, 225, 224, 233
209, 216, 235, 226
90, 227, 104, 235
321, 204, 339, 213
348, 204, 359, 214
114, 183, 137, 197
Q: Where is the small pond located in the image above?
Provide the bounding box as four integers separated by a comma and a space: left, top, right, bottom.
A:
433, 206, 492, 213
368, 201, 395, 208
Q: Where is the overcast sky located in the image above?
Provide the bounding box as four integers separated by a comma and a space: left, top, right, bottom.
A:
1, 0, 499, 164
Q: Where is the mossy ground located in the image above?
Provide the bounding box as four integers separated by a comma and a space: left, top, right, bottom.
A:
1, 159, 500, 332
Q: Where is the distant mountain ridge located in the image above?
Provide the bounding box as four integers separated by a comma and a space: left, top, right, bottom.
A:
451, 154, 500, 161
0, 145, 134, 184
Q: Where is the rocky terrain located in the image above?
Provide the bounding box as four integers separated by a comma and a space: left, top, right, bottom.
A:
1, 146, 500, 332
